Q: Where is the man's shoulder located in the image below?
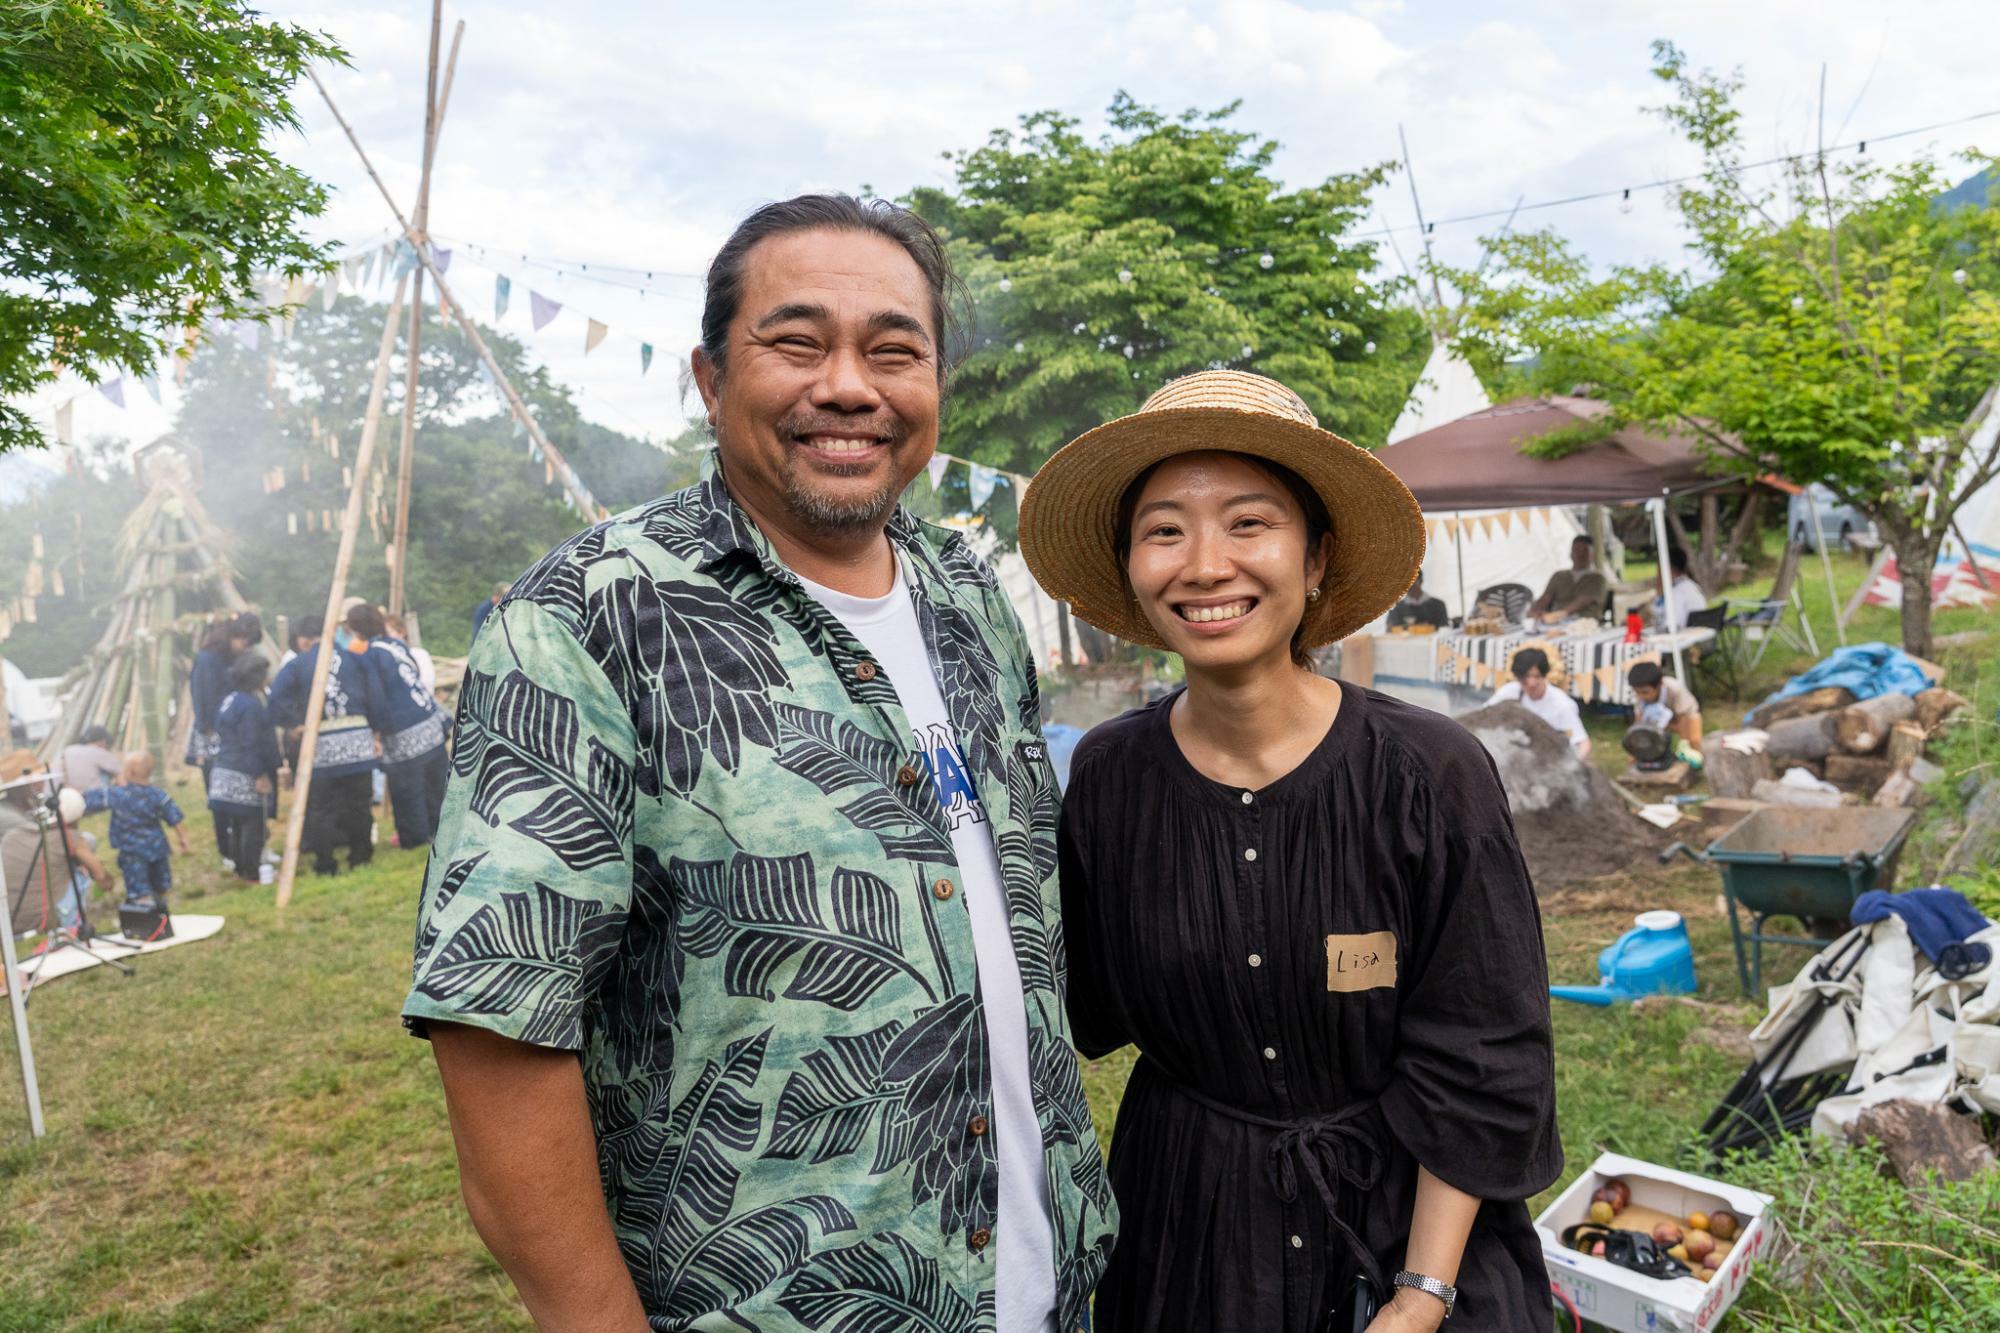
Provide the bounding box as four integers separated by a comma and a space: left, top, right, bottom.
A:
505, 483, 726, 632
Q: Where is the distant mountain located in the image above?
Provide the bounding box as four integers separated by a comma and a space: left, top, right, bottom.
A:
1935, 167, 1996, 214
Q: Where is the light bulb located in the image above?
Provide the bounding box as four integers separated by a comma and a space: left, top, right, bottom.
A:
1259, 253, 1275, 270
1118, 268, 1133, 284
998, 278, 1013, 293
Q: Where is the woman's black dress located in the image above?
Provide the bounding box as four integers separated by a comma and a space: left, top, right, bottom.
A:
1060, 684, 1561, 1331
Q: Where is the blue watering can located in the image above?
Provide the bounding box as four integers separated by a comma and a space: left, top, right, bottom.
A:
1550, 910, 1698, 1006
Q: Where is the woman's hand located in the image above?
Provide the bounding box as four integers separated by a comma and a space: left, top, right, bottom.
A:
1365, 1288, 1448, 1333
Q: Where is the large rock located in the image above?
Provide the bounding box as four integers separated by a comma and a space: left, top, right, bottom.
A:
1456, 702, 1669, 893
1847, 1099, 1997, 1187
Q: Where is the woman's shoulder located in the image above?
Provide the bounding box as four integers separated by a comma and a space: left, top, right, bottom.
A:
1352, 687, 1513, 828
1068, 695, 1173, 784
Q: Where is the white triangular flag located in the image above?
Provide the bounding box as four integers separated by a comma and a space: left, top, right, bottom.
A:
927, 454, 952, 491
54, 398, 74, 445
968, 463, 1001, 512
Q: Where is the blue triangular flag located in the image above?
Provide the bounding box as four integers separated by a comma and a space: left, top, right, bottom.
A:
393, 240, 418, 279
640, 342, 654, 375
98, 378, 126, 409
968, 463, 1001, 512
140, 373, 162, 404
494, 274, 511, 322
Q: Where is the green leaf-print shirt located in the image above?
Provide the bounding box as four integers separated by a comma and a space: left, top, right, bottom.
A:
404, 457, 1116, 1331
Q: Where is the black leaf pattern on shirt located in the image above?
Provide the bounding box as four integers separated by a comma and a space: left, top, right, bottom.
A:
777, 1230, 977, 1332
452, 666, 629, 873
678, 853, 935, 1011
661, 1195, 858, 1328
877, 992, 997, 1237
764, 1018, 905, 1165
428, 850, 486, 914
412, 881, 624, 1047
584, 576, 785, 799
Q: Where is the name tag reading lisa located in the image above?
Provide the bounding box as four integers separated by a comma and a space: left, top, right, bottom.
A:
1325, 932, 1398, 993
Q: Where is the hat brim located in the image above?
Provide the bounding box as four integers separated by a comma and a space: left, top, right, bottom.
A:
1018, 406, 1427, 652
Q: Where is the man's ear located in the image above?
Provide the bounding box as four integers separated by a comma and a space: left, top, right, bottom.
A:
690, 346, 722, 429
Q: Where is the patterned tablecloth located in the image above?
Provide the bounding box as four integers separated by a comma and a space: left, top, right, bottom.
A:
1427, 625, 1716, 707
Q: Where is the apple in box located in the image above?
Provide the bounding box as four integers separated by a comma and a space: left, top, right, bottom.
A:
1537, 1152, 1774, 1333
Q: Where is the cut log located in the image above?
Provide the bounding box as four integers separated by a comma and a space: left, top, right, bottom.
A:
1915, 688, 1969, 731
1886, 721, 1927, 770
1749, 685, 1856, 727
1705, 738, 1774, 800
1824, 754, 1894, 790
1836, 693, 1917, 753
1751, 777, 1848, 809
1873, 771, 1923, 809
1764, 712, 1842, 762
1847, 1099, 1997, 1187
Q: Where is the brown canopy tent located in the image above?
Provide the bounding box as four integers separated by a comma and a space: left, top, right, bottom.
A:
1371, 396, 1720, 509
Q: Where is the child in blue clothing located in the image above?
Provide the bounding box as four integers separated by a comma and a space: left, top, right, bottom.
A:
84, 751, 190, 909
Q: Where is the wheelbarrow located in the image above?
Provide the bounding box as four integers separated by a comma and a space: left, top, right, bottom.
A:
1660, 805, 1917, 995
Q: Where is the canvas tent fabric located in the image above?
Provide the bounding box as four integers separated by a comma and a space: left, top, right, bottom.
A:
1860, 400, 2000, 611
1414, 505, 1586, 623
1387, 339, 1493, 445
1374, 396, 1721, 509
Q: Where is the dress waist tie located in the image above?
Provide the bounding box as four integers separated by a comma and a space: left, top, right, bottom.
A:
1161, 1073, 1389, 1294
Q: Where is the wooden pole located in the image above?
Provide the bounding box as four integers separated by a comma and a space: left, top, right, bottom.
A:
275, 277, 410, 908
389, 5, 452, 618
309, 69, 608, 523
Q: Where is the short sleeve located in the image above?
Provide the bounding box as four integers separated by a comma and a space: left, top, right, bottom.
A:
159, 790, 184, 826
402, 598, 638, 1049
1378, 788, 1561, 1201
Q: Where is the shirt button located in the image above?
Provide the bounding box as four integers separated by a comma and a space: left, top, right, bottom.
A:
897, 764, 921, 786
970, 1227, 992, 1251
933, 878, 955, 901
1248, 953, 1263, 968
969, 1115, 989, 1137
854, 661, 878, 682
1291, 1234, 1304, 1248
1262, 1046, 1277, 1060
1244, 848, 1258, 862
1241, 790, 1254, 805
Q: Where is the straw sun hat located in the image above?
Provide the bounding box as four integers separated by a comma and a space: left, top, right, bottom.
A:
1018, 370, 1426, 651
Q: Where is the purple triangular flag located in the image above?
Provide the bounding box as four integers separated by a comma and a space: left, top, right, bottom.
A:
98, 378, 126, 409
429, 243, 452, 274
530, 291, 562, 332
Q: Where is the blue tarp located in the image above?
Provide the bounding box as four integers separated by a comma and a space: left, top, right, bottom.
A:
1759, 642, 1935, 711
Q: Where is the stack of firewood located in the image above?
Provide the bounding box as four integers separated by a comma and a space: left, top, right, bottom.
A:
1707, 684, 1969, 809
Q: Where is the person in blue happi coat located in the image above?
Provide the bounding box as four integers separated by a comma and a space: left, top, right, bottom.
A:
270, 612, 379, 876
347, 602, 450, 850
184, 612, 261, 795
84, 750, 190, 909
209, 654, 281, 881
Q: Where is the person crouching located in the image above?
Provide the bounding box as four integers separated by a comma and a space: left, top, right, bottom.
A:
84, 751, 189, 910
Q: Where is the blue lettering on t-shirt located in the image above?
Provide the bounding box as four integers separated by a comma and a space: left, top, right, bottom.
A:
916, 722, 985, 830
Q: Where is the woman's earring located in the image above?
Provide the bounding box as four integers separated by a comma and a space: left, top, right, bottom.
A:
1308, 587, 1322, 603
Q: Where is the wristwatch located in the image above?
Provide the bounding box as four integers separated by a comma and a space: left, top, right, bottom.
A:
1392, 1270, 1458, 1319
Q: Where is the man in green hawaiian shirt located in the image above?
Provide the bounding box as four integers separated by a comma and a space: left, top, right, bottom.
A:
404, 195, 1115, 1331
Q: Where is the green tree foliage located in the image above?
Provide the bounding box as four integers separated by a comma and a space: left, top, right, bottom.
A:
906, 94, 1427, 474
1445, 43, 2000, 655
0, 0, 345, 453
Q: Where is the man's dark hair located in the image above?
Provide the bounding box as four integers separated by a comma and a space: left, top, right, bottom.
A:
346, 603, 387, 641
1511, 647, 1552, 678
80, 724, 112, 745
1667, 546, 1689, 575
1573, 535, 1594, 550
699, 194, 971, 389
293, 614, 322, 641
1628, 661, 1665, 689
231, 611, 263, 644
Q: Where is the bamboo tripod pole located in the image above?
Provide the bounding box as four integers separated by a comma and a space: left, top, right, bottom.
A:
275, 276, 411, 908
388, 10, 463, 617
309, 69, 607, 522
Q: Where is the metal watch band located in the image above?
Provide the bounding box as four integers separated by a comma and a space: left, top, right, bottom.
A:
1392, 1269, 1458, 1318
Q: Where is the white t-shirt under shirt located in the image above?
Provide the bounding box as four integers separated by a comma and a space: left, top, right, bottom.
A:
1489, 679, 1589, 751
795, 558, 1059, 1333
1652, 575, 1707, 632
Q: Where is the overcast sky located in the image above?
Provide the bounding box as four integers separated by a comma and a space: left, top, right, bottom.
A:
22, 0, 2000, 470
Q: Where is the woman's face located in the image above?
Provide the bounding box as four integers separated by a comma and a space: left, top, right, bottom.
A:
1124, 451, 1328, 673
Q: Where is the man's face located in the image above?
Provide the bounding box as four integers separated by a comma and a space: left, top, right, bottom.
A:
1572, 540, 1592, 570
693, 228, 940, 539
1520, 668, 1549, 700
1633, 683, 1661, 706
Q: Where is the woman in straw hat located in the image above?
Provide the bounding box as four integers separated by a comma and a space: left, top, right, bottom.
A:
1021, 371, 1559, 1332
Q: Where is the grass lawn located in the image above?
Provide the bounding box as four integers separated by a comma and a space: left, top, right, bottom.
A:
3, 574, 1993, 1328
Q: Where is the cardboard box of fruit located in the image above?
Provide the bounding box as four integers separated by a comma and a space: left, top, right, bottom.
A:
1537, 1152, 1773, 1333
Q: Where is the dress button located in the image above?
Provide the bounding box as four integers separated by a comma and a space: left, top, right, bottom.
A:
897, 764, 921, 786
1262, 1046, 1277, 1060
970, 1227, 992, 1251
1248, 953, 1263, 968
1244, 848, 1258, 862
969, 1115, 989, 1137
1290, 1234, 1303, 1248
855, 661, 878, 682
933, 878, 956, 901
1241, 790, 1254, 805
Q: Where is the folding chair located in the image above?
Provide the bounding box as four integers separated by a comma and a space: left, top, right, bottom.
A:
1473, 582, 1533, 625
1683, 603, 1738, 701
1723, 540, 1819, 672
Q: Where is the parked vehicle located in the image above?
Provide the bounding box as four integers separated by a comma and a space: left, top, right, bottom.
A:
1789, 483, 1877, 552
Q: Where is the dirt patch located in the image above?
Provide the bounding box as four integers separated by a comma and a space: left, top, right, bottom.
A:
1458, 701, 1676, 894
